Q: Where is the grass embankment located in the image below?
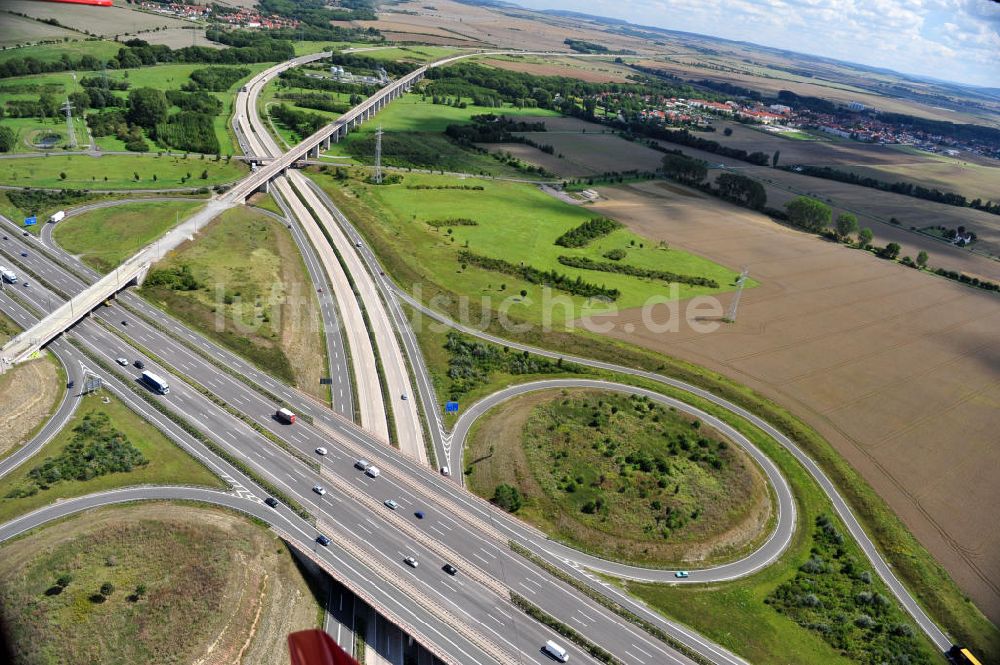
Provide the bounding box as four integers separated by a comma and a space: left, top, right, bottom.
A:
53, 200, 204, 272
0, 309, 18, 345
309, 171, 746, 326
140, 206, 327, 399
419, 326, 943, 663
468, 388, 771, 567
0, 393, 223, 524
0, 153, 248, 190
0, 503, 324, 665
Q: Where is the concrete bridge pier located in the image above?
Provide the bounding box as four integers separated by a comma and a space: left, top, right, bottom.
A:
308, 145, 319, 159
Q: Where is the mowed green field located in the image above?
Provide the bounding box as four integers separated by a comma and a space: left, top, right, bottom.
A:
0, 38, 122, 64
0, 393, 223, 525
0, 153, 247, 189
312, 171, 746, 325
53, 200, 205, 272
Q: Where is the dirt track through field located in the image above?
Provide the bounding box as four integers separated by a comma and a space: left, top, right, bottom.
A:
584, 180, 1000, 623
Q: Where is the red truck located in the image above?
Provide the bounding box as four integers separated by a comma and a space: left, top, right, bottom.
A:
276, 407, 296, 424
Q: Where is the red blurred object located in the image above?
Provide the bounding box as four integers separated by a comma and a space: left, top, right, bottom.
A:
288, 629, 362, 665
37, 0, 113, 6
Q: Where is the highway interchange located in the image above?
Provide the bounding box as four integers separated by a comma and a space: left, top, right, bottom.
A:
0, 49, 953, 664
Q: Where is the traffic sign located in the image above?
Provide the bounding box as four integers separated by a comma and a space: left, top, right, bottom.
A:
445, 401, 459, 413
23, 216, 37, 226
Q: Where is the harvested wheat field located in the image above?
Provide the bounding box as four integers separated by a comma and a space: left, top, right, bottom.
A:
0, 355, 61, 460
482, 57, 635, 83
0, 502, 323, 665
1, 0, 194, 38
584, 179, 1000, 623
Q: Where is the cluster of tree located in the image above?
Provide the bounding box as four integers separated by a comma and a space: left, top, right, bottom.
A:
279, 69, 370, 96
603, 248, 626, 261
86, 109, 147, 151
933, 268, 999, 292
275, 92, 350, 114
444, 114, 547, 144
783, 165, 998, 215
165, 90, 223, 115
269, 103, 328, 140
637, 126, 770, 165
563, 38, 609, 53
784, 196, 832, 232
715, 172, 767, 210
457, 250, 620, 300
767, 515, 932, 664
554, 217, 622, 248
183, 66, 250, 92
406, 184, 485, 191
660, 151, 708, 185
775, 89, 838, 114
493, 484, 524, 512
328, 52, 418, 77
154, 112, 218, 154
557, 255, 719, 288
257, 0, 376, 25
7, 413, 148, 499
6, 188, 92, 214
0, 125, 17, 152
426, 218, 478, 228
145, 264, 200, 290
443, 331, 579, 399
424, 62, 634, 111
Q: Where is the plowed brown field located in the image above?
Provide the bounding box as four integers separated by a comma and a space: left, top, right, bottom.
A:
583, 180, 1000, 623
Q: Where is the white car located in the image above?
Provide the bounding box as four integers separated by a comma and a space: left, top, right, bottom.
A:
404, 556, 418, 568
400, 393, 408, 401
384, 499, 398, 510
315, 447, 328, 456
116, 357, 128, 366
440, 466, 451, 476
312, 485, 327, 496
365, 466, 381, 478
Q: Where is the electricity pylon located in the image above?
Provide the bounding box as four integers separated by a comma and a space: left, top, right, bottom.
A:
724, 267, 749, 323
373, 125, 383, 185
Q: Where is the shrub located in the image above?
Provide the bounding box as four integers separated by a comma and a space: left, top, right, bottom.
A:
493, 483, 523, 512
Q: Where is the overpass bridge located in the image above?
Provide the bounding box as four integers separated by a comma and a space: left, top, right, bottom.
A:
0, 49, 592, 369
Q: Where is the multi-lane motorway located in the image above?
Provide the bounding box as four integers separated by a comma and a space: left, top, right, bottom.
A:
0, 47, 955, 664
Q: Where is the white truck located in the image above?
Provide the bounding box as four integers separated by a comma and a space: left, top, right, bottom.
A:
0, 267, 17, 284
49, 210, 65, 223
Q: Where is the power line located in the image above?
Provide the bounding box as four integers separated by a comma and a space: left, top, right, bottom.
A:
60, 98, 77, 149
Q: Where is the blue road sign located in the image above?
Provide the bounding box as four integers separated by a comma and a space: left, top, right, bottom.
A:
23, 216, 37, 226
445, 401, 459, 413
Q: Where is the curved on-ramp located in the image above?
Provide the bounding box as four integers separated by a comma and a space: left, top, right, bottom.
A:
449, 379, 796, 584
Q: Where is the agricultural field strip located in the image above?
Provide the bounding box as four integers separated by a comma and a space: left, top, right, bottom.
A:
390, 286, 953, 651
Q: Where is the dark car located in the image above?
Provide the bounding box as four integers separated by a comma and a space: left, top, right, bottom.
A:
316, 534, 331, 546
134, 360, 145, 369
20, 251, 27, 257
442, 564, 457, 576
121, 320, 128, 326
414, 511, 425, 519
67, 380, 75, 389
264, 497, 279, 508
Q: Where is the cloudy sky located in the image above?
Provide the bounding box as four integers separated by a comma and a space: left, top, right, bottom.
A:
513, 0, 1000, 87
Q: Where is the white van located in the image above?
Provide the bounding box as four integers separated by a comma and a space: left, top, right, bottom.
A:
544, 640, 568, 662
365, 466, 381, 478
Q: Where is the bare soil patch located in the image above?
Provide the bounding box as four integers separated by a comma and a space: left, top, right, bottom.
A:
0, 503, 322, 665
0, 356, 60, 459
482, 57, 633, 83
585, 180, 1000, 622
137, 27, 223, 50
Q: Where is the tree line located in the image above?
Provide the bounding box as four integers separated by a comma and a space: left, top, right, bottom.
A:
457, 250, 620, 300
557, 255, 719, 288
554, 217, 622, 248
782, 165, 999, 215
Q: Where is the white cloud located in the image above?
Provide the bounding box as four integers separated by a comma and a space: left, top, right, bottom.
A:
514, 0, 1000, 86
